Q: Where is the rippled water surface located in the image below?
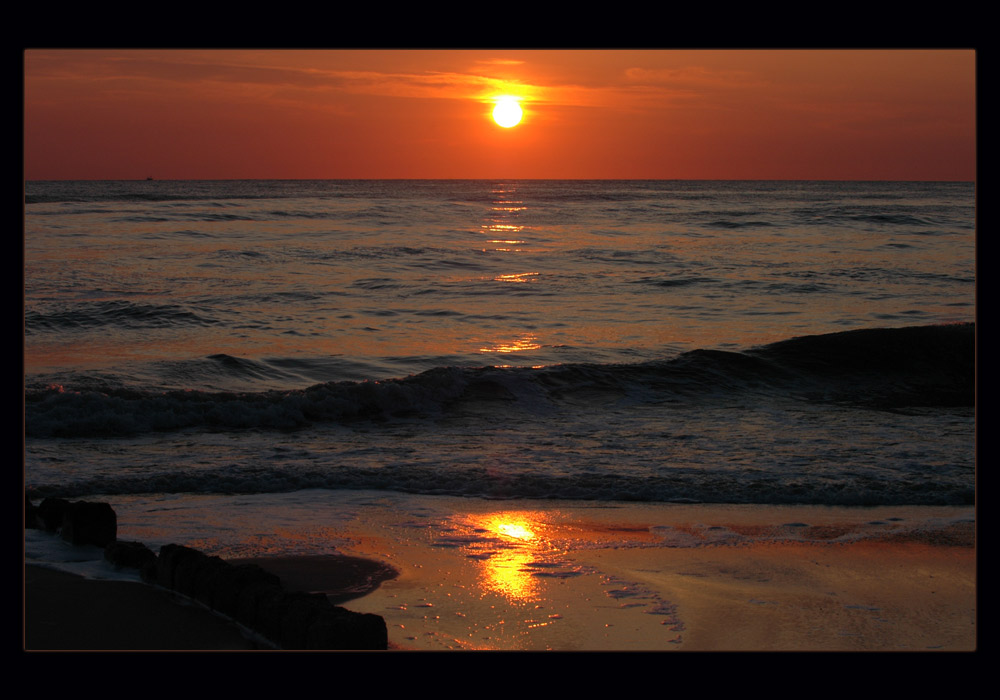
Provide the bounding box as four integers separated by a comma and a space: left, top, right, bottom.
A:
24, 180, 975, 507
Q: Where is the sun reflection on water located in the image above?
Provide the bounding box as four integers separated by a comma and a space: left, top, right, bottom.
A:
475, 183, 546, 360
465, 512, 551, 602
478, 333, 541, 354
483, 182, 529, 252
493, 272, 538, 283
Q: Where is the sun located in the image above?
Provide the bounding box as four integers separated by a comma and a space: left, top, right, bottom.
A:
492, 97, 523, 128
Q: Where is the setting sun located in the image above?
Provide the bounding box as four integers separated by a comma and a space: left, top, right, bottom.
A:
492, 97, 523, 128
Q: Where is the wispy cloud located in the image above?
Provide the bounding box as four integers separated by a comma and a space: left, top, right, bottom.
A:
26, 50, 714, 112
475, 58, 526, 67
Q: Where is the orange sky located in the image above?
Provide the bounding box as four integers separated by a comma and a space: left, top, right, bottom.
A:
23, 49, 976, 181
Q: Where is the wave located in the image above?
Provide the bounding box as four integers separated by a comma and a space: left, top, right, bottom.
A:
704, 219, 776, 229
24, 323, 974, 439
24, 458, 975, 506
25, 300, 218, 332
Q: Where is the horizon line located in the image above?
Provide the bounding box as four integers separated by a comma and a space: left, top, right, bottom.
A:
24, 177, 976, 184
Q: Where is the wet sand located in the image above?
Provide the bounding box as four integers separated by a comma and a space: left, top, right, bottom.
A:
574, 539, 976, 650
25, 499, 976, 652
232, 554, 398, 604
332, 500, 976, 651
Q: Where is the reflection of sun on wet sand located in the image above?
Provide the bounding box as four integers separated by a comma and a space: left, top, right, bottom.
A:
336, 498, 975, 651
473, 515, 545, 601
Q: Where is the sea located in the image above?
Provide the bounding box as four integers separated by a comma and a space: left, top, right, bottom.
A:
24, 179, 976, 560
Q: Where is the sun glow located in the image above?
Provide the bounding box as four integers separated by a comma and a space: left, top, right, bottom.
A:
492, 97, 523, 128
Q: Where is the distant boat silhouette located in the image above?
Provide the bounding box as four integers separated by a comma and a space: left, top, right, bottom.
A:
146, 176, 154, 181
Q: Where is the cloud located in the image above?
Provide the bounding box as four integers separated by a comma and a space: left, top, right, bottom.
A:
27, 50, 552, 108
475, 59, 526, 67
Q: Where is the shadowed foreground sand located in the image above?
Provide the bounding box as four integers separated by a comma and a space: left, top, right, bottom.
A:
25, 566, 257, 650
25, 553, 396, 651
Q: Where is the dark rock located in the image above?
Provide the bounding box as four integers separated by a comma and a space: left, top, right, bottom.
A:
161, 545, 211, 597
191, 555, 230, 609
234, 580, 284, 632
272, 591, 388, 650
30, 497, 117, 547
26, 495, 40, 529
61, 501, 117, 547
37, 498, 72, 532
279, 592, 330, 649
305, 605, 388, 650
255, 587, 296, 644
104, 540, 157, 574
155, 544, 182, 588
213, 564, 281, 619
139, 560, 159, 584
154, 542, 388, 650
157, 544, 205, 590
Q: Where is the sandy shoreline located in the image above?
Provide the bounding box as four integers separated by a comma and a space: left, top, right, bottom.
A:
571, 540, 975, 650
25, 496, 976, 652
334, 500, 975, 651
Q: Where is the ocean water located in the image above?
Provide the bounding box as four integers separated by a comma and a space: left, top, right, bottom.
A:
24, 180, 976, 536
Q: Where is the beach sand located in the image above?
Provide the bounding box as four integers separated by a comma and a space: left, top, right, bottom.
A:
25, 498, 976, 652
333, 499, 976, 651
